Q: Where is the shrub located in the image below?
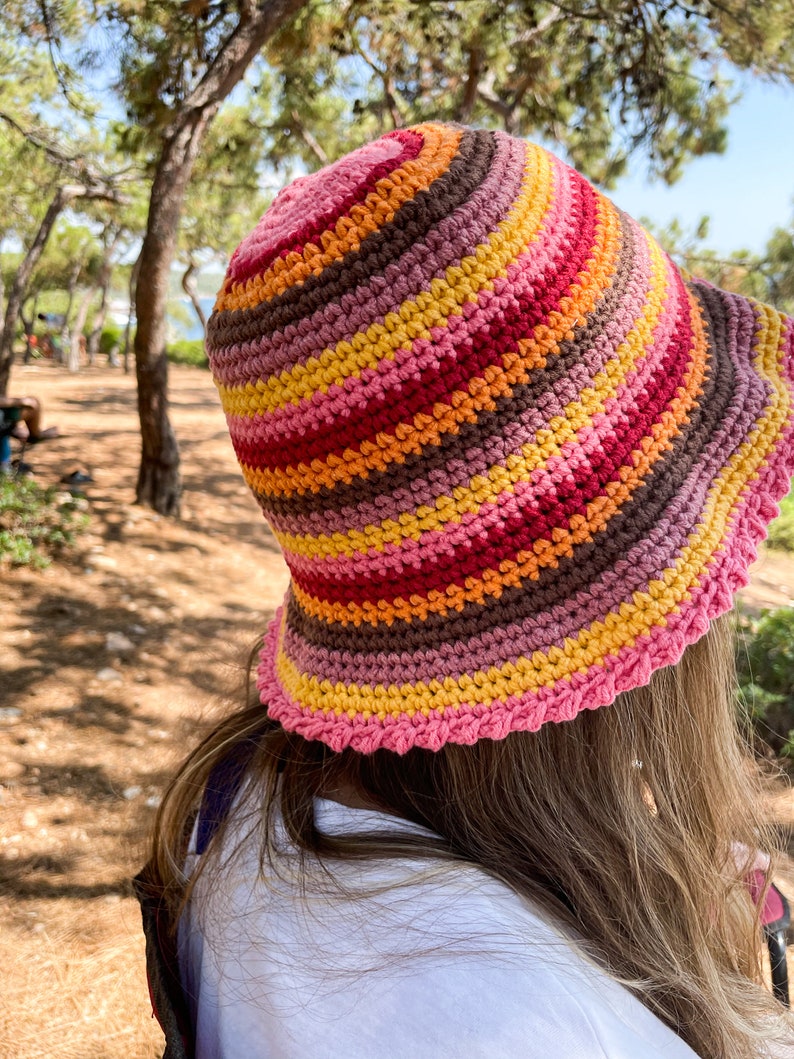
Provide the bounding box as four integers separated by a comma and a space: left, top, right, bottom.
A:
166, 339, 207, 368
766, 482, 794, 552
0, 476, 89, 569
99, 325, 125, 357
736, 606, 794, 760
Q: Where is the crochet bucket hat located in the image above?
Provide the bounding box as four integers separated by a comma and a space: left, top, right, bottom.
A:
207, 122, 794, 755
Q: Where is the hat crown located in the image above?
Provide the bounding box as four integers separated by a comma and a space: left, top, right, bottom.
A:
207, 123, 794, 754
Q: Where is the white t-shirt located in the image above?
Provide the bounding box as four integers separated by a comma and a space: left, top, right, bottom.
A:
178, 797, 699, 1059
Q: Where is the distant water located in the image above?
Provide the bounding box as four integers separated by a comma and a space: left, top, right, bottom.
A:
167, 296, 215, 341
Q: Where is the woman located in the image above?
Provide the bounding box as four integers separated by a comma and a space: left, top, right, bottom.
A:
139, 123, 794, 1058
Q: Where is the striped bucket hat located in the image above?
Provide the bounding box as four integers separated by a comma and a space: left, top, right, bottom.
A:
207, 122, 794, 755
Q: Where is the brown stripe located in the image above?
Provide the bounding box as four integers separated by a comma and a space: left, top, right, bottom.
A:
207, 130, 497, 350
262, 211, 638, 522
285, 286, 736, 653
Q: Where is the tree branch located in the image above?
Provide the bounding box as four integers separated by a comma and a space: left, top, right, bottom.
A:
38, 0, 93, 115
456, 38, 483, 124
0, 112, 129, 201
180, 0, 309, 118
290, 109, 328, 164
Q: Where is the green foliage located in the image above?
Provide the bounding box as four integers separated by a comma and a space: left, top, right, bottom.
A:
92, 0, 794, 190
166, 338, 207, 368
99, 324, 124, 356
255, 0, 794, 187
0, 476, 88, 568
767, 483, 794, 552
736, 607, 794, 761
651, 210, 794, 316
180, 106, 268, 268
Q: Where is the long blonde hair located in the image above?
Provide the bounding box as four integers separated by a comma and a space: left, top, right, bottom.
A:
149, 614, 792, 1058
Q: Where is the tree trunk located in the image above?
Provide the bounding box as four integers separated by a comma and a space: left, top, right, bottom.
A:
124, 255, 141, 374
134, 120, 209, 515
0, 241, 5, 357
133, 0, 308, 515
87, 286, 108, 365
181, 259, 208, 337
0, 184, 79, 394
61, 260, 83, 366
21, 292, 39, 363
87, 232, 120, 365
68, 284, 96, 372
136, 352, 183, 515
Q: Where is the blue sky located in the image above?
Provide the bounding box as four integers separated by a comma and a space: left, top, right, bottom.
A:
610, 77, 794, 255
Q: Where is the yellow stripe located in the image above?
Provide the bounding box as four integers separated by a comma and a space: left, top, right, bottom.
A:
288, 286, 708, 626
240, 190, 626, 500
276, 227, 668, 562
217, 143, 551, 419
274, 305, 790, 720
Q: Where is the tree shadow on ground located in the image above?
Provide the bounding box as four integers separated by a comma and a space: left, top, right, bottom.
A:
26, 762, 120, 802
62, 384, 219, 416
4, 589, 272, 719
62, 392, 136, 415
180, 463, 282, 552
39, 695, 136, 735
0, 852, 132, 900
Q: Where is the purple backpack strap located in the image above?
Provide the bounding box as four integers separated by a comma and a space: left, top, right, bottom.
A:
134, 739, 257, 1056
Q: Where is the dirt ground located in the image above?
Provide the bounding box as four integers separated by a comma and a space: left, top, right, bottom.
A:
2, 360, 794, 1058
1, 360, 290, 1058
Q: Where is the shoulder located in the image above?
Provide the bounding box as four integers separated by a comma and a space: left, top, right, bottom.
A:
180, 800, 698, 1059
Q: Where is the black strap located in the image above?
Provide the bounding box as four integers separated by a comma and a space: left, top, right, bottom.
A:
133, 859, 194, 1059
196, 740, 256, 854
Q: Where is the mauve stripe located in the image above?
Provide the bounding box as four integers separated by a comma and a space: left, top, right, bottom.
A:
222, 152, 578, 458
284, 347, 767, 685
281, 306, 775, 687
280, 282, 743, 653
264, 412, 794, 753
271, 220, 659, 545
229, 183, 599, 487
213, 133, 520, 386
263, 446, 794, 752
209, 130, 493, 358
279, 246, 676, 581
264, 213, 643, 538
289, 269, 695, 605
231, 171, 596, 471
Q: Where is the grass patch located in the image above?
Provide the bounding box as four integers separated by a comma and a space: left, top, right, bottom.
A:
0, 476, 89, 568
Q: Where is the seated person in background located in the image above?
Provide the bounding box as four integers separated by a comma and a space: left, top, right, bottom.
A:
0, 395, 59, 443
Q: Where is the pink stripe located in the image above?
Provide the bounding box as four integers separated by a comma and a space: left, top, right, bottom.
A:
258, 371, 794, 755
274, 292, 779, 687
226, 132, 418, 285
277, 233, 668, 577
223, 154, 578, 454
212, 132, 526, 387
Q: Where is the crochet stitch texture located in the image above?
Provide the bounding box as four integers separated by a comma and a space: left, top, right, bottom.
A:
207, 122, 794, 755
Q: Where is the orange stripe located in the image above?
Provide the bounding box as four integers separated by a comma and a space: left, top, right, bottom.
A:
216, 124, 463, 311
289, 287, 709, 626
244, 191, 622, 499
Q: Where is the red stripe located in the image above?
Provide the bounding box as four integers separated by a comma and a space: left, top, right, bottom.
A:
227, 130, 425, 284
292, 277, 695, 606
232, 177, 598, 470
